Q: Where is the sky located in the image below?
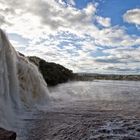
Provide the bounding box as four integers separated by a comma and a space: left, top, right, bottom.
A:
0, 0, 140, 74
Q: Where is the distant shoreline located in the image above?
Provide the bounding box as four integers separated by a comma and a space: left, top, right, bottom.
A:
72, 73, 140, 81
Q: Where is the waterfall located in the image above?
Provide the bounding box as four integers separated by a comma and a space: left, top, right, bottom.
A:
0, 29, 49, 130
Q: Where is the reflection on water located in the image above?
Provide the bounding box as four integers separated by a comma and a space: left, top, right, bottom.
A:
18, 80, 140, 140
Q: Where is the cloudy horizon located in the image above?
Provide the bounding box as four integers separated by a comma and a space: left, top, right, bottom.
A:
0, 0, 140, 74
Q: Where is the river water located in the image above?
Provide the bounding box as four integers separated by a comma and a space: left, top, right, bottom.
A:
18, 80, 140, 140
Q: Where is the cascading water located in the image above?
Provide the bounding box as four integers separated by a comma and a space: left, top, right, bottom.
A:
0, 29, 49, 130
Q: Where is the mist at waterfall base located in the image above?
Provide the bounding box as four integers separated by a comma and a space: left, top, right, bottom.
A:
49, 80, 140, 102
0, 29, 140, 139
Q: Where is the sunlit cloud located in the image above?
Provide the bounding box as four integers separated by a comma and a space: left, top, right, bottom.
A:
0, 0, 140, 74
123, 8, 140, 28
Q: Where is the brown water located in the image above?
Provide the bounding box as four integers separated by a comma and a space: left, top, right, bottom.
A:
18, 80, 140, 140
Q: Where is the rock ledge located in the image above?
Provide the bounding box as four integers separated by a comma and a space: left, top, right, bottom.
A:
0, 128, 16, 140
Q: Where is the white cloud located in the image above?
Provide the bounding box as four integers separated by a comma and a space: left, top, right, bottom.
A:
123, 8, 140, 26
0, 0, 140, 73
96, 16, 111, 27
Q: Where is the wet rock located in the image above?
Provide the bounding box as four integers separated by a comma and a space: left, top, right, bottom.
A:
0, 128, 16, 140
127, 126, 135, 130
136, 128, 140, 132
98, 128, 110, 134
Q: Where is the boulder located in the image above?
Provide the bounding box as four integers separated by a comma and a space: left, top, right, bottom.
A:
0, 128, 16, 140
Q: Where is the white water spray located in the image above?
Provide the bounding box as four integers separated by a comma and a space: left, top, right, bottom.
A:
0, 29, 49, 130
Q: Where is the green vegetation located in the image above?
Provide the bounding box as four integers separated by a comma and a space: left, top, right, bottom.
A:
28, 56, 73, 86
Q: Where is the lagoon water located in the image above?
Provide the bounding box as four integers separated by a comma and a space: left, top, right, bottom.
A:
18, 80, 140, 140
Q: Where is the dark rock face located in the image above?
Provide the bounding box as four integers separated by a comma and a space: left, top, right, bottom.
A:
0, 128, 16, 140
28, 56, 73, 86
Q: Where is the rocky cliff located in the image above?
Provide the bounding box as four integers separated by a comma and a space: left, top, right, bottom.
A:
28, 56, 73, 86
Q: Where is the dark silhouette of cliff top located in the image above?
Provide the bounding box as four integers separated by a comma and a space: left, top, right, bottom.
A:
28, 56, 73, 86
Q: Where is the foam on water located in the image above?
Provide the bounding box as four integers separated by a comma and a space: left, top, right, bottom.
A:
0, 29, 49, 130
